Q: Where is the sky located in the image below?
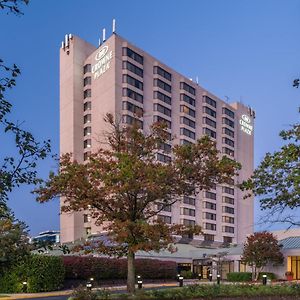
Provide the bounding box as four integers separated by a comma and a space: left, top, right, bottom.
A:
1, 0, 299, 236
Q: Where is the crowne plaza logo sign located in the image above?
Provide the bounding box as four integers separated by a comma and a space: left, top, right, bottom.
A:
239, 114, 253, 135
92, 45, 113, 79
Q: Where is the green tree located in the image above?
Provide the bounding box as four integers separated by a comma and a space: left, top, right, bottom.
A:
0, 206, 30, 275
241, 121, 300, 226
35, 114, 240, 293
241, 231, 283, 281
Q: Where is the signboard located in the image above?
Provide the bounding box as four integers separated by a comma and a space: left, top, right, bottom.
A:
239, 114, 253, 135
91, 45, 113, 80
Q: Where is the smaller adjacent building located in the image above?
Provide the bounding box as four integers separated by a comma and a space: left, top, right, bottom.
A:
30, 230, 60, 244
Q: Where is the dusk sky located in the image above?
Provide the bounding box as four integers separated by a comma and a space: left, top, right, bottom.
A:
1, 0, 299, 236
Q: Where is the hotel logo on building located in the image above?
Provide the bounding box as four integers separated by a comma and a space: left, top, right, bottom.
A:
239, 114, 253, 135
92, 45, 113, 79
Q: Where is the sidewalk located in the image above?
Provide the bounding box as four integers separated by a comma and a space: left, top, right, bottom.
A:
0, 280, 183, 300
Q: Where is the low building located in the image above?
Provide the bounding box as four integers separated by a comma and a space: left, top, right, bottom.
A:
30, 230, 60, 244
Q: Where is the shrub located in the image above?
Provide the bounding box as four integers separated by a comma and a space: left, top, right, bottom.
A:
63, 256, 177, 280
0, 255, 65, 293
258, 272, 276, 280
180, 270, 194, 279
227, 272, 252, 282
71, 285, 98, 300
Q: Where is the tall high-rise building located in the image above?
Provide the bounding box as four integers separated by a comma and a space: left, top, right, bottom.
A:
60, 29, 255, 245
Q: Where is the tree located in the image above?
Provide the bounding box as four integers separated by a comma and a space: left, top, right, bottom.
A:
0, 0, 51, 205
0, 205, 31, 275
241, 231, 283, 281
35, 114, 240, 293
241, 121, 300, 226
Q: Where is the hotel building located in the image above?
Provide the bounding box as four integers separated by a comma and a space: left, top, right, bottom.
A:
60, 29, 255, 245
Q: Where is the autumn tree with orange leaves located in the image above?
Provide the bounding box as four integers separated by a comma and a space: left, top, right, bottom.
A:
35, 114, 240, 293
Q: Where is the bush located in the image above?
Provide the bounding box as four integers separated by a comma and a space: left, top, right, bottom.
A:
180, 270, 194, 279
227, 272, 252, 282
258, 272, 276, 280
0, 255, 65, 293
63, 256, 177, 280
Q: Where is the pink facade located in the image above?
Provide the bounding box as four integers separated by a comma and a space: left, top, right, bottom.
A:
60, 33, 254, 245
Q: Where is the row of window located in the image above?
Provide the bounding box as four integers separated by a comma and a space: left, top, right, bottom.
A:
203, 223, 234, 233
180, 116, 195, 129
180, 207, 195, 216
122, 61, 143, 78
153, 115, 172, 129
122, 114, 143, 129
203, 234, 233, 243
122, 101, 143, 116
157, 153, 171, 163
153, 103, 171, 117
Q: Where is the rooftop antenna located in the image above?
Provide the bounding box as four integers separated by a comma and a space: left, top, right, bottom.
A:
196, 76, 199, 84
65, 34, 69, 47
225, 96, 229, 103
112, 19, 116, 33
102, 28, 106, 42
98, 38, 101, 46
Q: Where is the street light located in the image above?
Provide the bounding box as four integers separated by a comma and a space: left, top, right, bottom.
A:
262, 274, 267, 285
217, 274, 221, 285
137, 275, 143, 289
22, 281, 27, 293
86, 281, 92, 290
178, 276, 183, 287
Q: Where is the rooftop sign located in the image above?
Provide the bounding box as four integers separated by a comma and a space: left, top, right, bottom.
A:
239, 114, 253, 135
92, 46, 113, 79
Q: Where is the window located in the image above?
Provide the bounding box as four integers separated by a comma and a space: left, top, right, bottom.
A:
223, 147, 234, 157
204, 191, 217, 200
84, 102, 91, 111
84, 89, 91, 99
204, 223, 216, 231
203, 106, 216, 118
203, 117, 216, 128
181, 207, 196, 217
183, 196, 196, 206
222, 196, 234, 205
222, 137, 234, 147
153, 115, 171, 129
153, 103, 171, 117
159, 142, 171, 153
83, 64, 91, 74
180, 116, 196, 129
84, 76, 91, 86
203, 212, 216, 220
180, 105, 195, 117
222, 226, 234, 233
180, 139, 193, 145
222, 127, 234, 138
203, 96, 217, 108
180, 94, 195, 106
204, 234, 214, 241
222, 216, 234, 224
122, 115, 143, 129
122, 101, 143, 116
164, 131, 172, 141
203, 128, 216, 139
84, 139, 91, 148
84, 114, 91, 124
222, 117, 234, 128
154, 66, 172, 81
180, 128, 195, 139
84, 127, 91, 136
154, 91, 171, 105
203, 201, 216, 210
157, 203, 172, 212
84, 214, 91, 223
182, 219, 195, 226
85, 227, 91, 236
84, 151, 91, 161
123, 74, 143, 90
122, 47, 143, 65
122, 88, 143, 103
122, 61, 143, 77
157, 153, 171, 163
222, 206, 235, 214
180, 82, 196, 95
222, 186, 234, 195
158, 215, 171, 224
222, 107, 235, 118
154, 78, 172, 93
224, 236, 233, 244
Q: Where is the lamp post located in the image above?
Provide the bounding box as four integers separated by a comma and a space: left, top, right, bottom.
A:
178, 276, 183, 287
208, 273, 212, 282
198, 273, 202, 280
22, 281, 27, 293
217, 274, 221, 285
86, 281, 92, 291
137, 275, 143, 289
262, 274, 267, 285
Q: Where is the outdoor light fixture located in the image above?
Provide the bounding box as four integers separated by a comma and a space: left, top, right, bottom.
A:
178, 276, 183, 287
217, 274, 221, 285
86, 281, 92, 290
22, 281, 27, 293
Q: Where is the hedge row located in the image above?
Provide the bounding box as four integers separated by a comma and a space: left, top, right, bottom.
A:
227, 272, 277, 282
0, 255, 65, 293
63, 256, 177, 280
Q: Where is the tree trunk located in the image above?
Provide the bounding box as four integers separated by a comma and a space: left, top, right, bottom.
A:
127, 250, 135, 294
